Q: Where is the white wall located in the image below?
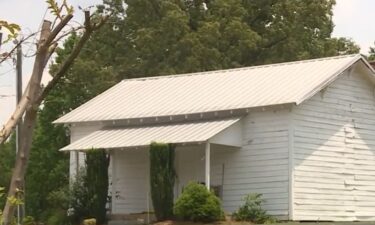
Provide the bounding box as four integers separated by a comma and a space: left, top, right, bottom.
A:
216, 110, 291, 218
175, 146, 206, 194
111, 148, 152, 214
110, 111, 291, 218
112, 145, 226, 214
67, 108, 292, 220
292, 69, 375, 221
69, 123, 102, 178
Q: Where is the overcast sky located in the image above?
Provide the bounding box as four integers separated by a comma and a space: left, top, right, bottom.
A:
1, 0, 375, 125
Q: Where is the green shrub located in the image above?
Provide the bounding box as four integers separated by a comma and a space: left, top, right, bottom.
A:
43, 186, 70, 225
0, 187, 4, 223
69, 149, 109, 225
149, 142, 176, 221
85, 149, 110, 225
232, 193, 276, 224
0, 186, 24, 225
173, 182, 223, 222
22, 216, 36, 225
69, 169, 91, 225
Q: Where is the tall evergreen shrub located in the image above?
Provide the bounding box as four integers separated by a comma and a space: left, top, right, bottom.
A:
70, 149, 109, 225
149, 142, 176, 221
85, 149, 110, 225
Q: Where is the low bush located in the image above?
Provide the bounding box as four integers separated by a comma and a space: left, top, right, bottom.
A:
43, 186, 70, 225
173, 182, 223, 222
22, 216, 36, 225
232, 193, 276, 224
69, 169, 91, 225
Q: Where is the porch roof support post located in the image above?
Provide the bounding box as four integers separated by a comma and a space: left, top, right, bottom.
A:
205, 142, 210, 190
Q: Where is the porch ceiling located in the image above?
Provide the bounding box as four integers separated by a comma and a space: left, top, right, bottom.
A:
61, 118, 240, 151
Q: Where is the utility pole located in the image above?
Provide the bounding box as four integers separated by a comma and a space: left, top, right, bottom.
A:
15, 41, 23, 225
0, 25, 3, 48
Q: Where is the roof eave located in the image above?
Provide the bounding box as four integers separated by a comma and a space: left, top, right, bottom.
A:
295, 54, 371, 105
53, 103, 295, 126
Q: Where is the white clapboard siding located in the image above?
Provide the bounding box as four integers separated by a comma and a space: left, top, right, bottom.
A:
110, 111, 291, 218
112, 145, 227, 214
215, 110, 291, 218
292, 70, 375, 221
112, 149, 152, 214
175, 146, 206, 195
69, 123, 103, 178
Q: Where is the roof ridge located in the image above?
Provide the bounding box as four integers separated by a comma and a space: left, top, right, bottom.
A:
122, 54, 360, 82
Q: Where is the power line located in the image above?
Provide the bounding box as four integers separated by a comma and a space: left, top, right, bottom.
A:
0, 94, 15, 98
0, 68, 15, 77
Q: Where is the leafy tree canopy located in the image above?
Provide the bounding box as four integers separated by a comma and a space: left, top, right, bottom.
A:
368, 42, 375, 61
113, 0, 359, 76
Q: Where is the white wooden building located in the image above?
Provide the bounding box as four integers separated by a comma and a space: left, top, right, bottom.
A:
56, 54, 375, 221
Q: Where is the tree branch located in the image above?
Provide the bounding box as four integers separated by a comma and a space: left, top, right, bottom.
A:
37, 13, 109, 104
0, 32, 38, 64
36, 28, 91, 104
0, 21, 51, 145
51, 26, 85, 46
262, 35, 288, 49
43, 14, 73, 48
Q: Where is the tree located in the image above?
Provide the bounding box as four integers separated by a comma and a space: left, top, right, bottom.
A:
368, 42, 375, 61
111, 0, 359, 77
0, 20, 20, 49
0, 1, 109, 224
25, 32, 115, 221
25, 9, 118, 222
44, 0, 360, 96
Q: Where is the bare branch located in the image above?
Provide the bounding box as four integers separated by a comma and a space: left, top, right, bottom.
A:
51, 26, 85, 45
51, 3, 65, 29
93, 14, 111, 30
44, 42, 58, 67
43, 14, 73, 47
0, 32, 38, 64
37, 13, 110, 104
84, 10, 91, 30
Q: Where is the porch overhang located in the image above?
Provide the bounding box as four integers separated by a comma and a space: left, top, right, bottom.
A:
60, 118, 242, 151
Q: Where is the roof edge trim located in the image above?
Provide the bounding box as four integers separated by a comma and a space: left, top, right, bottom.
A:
53, 103, 294, 125
120, 54, 361, 83
295, 54, 367, 105
60, 118, 241, 151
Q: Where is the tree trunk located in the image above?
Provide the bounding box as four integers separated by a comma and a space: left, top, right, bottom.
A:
2, 106, 38, 225
0, 20, 51, 146
1, 20, 51, 225
0, 14, 72, 146
0, 10, 107, 225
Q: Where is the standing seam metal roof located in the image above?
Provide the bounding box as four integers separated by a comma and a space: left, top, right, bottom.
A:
55, 54, 372, 124
60, 118, 239, 151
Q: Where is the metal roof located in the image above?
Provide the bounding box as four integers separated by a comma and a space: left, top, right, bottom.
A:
61, 118, 239, 151
55, 54, 372, 124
